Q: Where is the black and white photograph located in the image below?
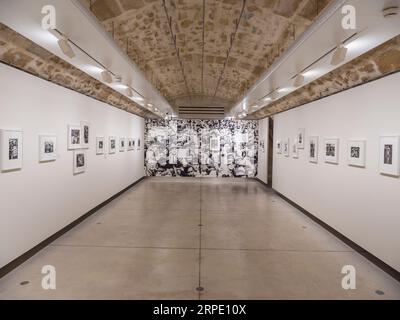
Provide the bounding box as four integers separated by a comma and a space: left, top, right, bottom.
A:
0, 129, 23, 171
308, 136, 318, 163
348, 140, 366, 167
380, 136, 399, 176
120, 138, 126, 152
73, 150, 86, 175
81, 121, 90, 149
324, 139, 339, 164
283, 138, 289, 157
210, 137, 220, 151
39, 135, 57, 162
276, 139, 282, 154
127, 138, 134, 151
137, 138, 141, 150
292, 137, 299, 159
68, 125, 81, 150
297, 128, 305, 149
109, 136, 116, 154
96, 137, 105, 155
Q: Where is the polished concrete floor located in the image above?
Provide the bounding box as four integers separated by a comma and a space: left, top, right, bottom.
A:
0, 177, 400, 299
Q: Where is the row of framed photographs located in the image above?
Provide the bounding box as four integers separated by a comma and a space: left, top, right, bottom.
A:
276, 132, 400, 177
0, 128, 142, 173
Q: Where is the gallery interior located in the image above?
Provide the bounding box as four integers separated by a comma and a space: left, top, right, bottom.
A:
0, 0, 399, 300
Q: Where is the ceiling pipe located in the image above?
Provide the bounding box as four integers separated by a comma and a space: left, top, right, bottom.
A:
230, 0, 347, 116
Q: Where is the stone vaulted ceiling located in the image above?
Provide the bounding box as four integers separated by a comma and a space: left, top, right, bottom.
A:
79, 0, 333, 115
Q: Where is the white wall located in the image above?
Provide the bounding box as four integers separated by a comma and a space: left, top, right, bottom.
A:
273, 72, 400, 272
257, 117, 269, 184
0, 64, 145, 268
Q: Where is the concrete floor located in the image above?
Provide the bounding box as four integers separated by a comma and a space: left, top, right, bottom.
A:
0, 177, 400, 299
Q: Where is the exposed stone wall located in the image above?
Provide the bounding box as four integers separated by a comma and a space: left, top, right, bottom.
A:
252, 35, 400, 119
0, 23, 156, 118
79, 0, 332, 112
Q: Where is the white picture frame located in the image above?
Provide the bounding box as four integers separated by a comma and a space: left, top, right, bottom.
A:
39, 135, 57, 162
96, 137, 105, 155
324, 138, 339, 164
68, 124, 81, 150
0, 129, 23, 171
276, 139, 282, 154
73, 150, 86, 175
308, 136, 319, 164
283, 138, 289, 157
297, 128, 305, 149
80, 121, 90, 149
127, 138, 133, 151
120, 138, 126, 152
348, 140, 366, 168
109, 136, 116, 154
137, 138, 141, 150
379, 136, 400, 177
292, 137, 299, 159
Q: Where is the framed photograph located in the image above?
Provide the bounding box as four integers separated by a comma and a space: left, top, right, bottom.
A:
137, 138, 141, 150
348, 140, 366, 168
68, 124, 81, 150
283, 138, 289, 157
297, 128, 305, 149
127, 138, 133, 151
96, 137, 105, 155
73, 150, 86, 175
292, 137, 299, 159
210, 137, 220, 151
109, 136, 116, 154
132, 138, 136, 150
120, 138, 126, 152
308, 136, 318, 163
39, 135, 57, 162
276, 140, 282, 154
80, 121, 90, 149
379, 136, 399, 177
1, 129, 23, 171
324, 138, 339, 164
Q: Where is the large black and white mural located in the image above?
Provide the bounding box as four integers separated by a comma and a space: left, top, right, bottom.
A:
145, 119, 258, 178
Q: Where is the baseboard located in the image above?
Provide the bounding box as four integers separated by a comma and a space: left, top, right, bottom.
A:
0, 176, 147, 280
254, 178, 400, 283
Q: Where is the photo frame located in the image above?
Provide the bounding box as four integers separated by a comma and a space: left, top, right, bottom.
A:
73, 150, 86, 175
68, 124, 81, 150
127, 138, 133, 151
348, 140, 366, 168
308, 136, 319, 163
297, 128, 305, 149
96, 137, 105, 155
120, 138, 126, 152
39, 135, 57, 162
292, 137, 299, 159
80, 121, 90, 149
324, 138, 339, 164
276, 139, 282, 154
1, 129, 23, 171
109, 136, 116, 154
379, 136, 399, 177
137, 138, 141, 150
283, 138, 289, 157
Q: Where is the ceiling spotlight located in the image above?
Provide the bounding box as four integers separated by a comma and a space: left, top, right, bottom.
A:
57, 36, 75, 59
293, 74, 305, 87
383, 6, 399, 18
331, 44, 348, 66
147, 103, 154, 108
101, 70, 113, 84
125, 87, 133, 97
264, 97, 272, 102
